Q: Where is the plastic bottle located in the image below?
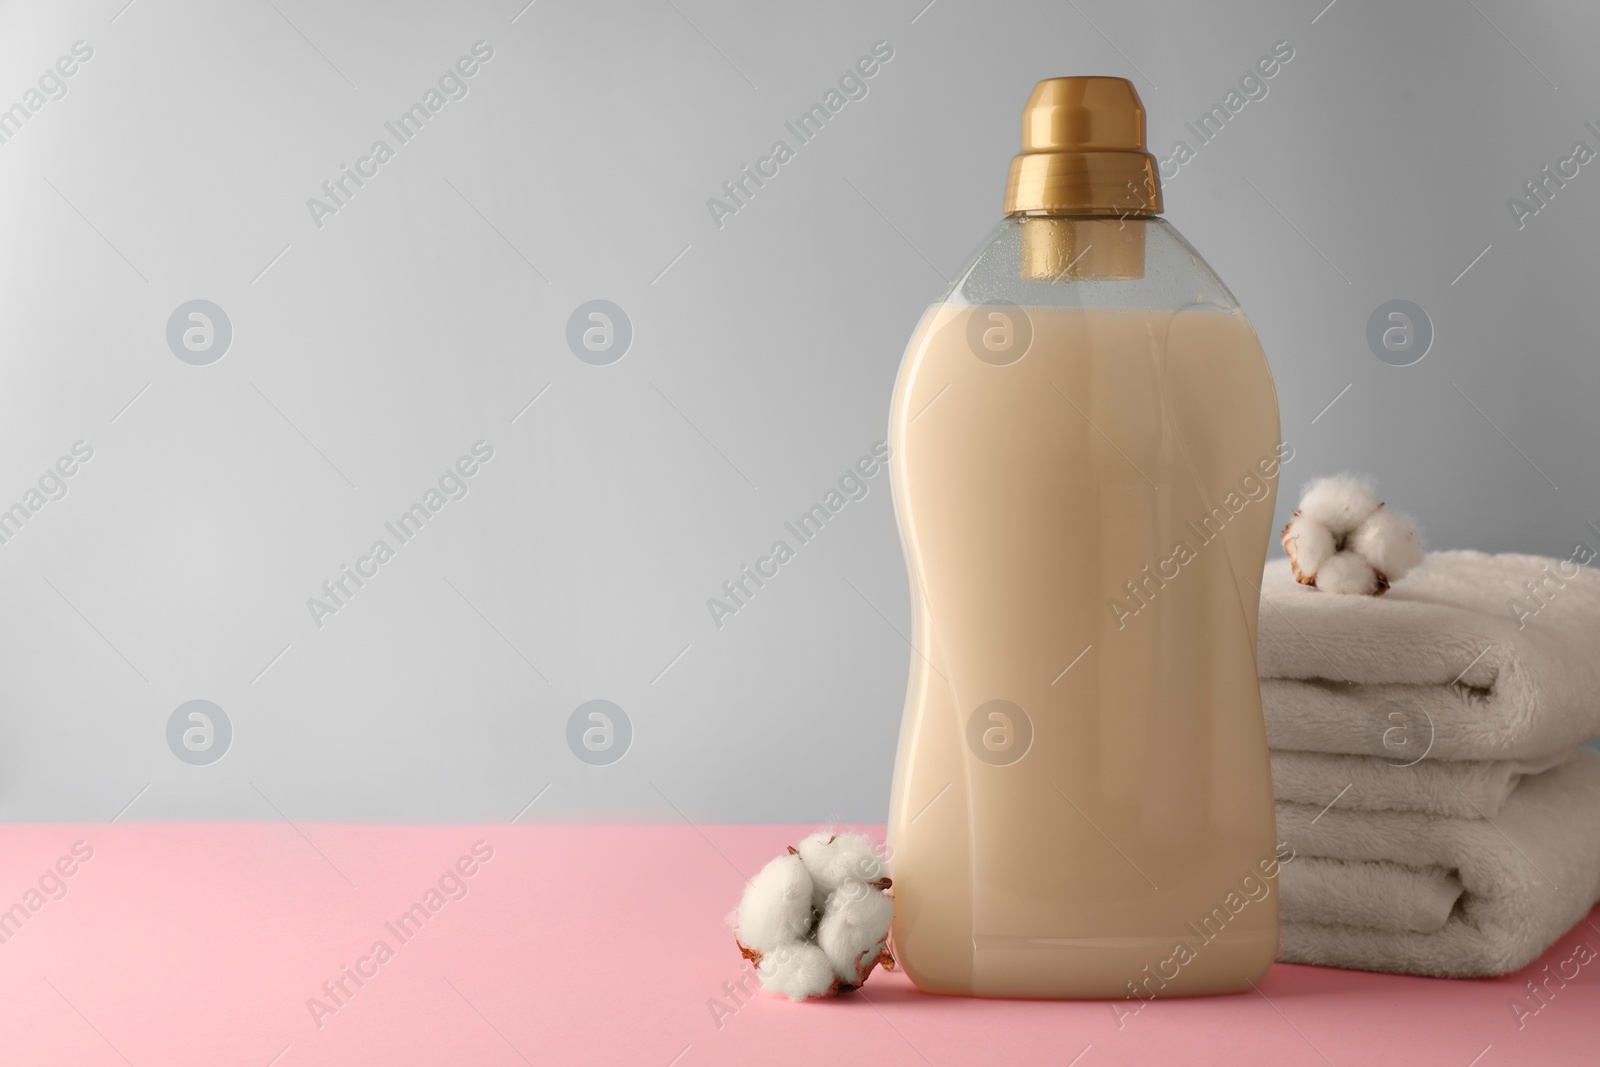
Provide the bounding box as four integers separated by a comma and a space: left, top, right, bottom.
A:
885, 77, 1285, 999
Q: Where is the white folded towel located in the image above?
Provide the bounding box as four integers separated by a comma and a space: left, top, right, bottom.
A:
1271, 747, 1575, 819
1280, 856, 1463, 934
1259, 550, 1600, 760
1277, 749, 1600, 976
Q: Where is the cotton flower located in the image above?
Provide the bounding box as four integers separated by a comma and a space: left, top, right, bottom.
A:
734, 853, 815, 952
1348, 505, 1426, 580
1281, 512, 1337, 580
816, 883, 895, 985
729, 831, 894, 1000
752, 940, 837, 1000
1313, 550, 1381, 595
1298, 477, 1379, 533
796, 830, 889, 909
1281, 476, 1424, 595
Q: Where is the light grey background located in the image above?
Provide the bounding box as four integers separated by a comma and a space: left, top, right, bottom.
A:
1, 0, 1595, 824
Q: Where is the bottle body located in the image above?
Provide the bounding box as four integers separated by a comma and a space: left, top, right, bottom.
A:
885, 217, 1284, 999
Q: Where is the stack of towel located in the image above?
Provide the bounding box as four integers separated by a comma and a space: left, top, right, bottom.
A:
1259, 549, 1600, 977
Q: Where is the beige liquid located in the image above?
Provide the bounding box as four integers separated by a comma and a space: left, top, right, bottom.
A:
886, 302, 1282, 999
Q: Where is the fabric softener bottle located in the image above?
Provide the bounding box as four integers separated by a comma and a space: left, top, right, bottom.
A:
886, 76, 1285, 999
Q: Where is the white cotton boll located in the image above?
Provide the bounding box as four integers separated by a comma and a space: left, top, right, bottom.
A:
816, 885, 894, 984
1348, 506, 1425, 582
734, 853, 816, 952
1282, 512, 1337, 583
755, 940, 837, 1000
796, 831, 887, 909
1297, 477, 1379, 536
729, 831, 895, 999
1315, 550, 1381, 595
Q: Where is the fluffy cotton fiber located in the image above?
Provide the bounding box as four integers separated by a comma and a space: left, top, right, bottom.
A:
1348, 505, 1426, 580
1281, 476, 1424, 595
816, 884, 896, 985
796, 830, 888, 908
753, 940, 837, 1000
1312, 551, 1381, 595
1282, 512, 1337, 582
734, 853, 815, 951
1298, 477, 1379, 533
729, 831, 893, 1000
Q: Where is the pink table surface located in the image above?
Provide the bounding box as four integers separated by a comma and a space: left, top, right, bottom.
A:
0, 822, 1592, 1066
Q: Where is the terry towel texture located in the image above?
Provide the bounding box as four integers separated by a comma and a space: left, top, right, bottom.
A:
1270, 748, 1574, 819
1259, 550, 1600, 760
1280, 856, 1463, 935
1258, 549, 1600, 976
1278, 749, 1600, 977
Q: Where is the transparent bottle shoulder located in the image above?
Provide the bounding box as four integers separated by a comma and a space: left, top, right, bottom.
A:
941, 216, 1243, 313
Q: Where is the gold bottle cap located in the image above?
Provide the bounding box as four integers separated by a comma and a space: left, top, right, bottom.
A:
1003, 76, 1163, 217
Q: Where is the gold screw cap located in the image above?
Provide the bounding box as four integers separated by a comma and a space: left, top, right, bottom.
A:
1003, 76, 1163, 217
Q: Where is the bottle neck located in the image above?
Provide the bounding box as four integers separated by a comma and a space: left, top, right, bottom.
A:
1013, 215, 1155, 282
